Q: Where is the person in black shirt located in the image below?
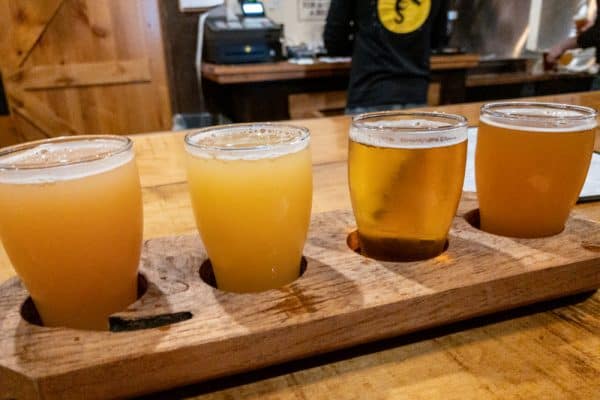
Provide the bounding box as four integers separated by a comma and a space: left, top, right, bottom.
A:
324, 0, 448, 114
546, 0, 600, 64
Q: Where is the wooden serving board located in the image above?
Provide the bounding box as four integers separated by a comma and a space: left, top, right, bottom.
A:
1, 196, 600, 399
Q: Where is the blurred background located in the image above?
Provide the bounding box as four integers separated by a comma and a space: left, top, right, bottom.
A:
0, 0, 597, 143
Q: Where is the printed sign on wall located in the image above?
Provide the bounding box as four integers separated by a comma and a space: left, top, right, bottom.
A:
298, 0, 331, 21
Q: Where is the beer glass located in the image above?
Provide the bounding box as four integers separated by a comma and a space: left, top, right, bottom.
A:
185, 124, 312, 293
348, 111, 468, 261
0, 136, 143, 330
476, 102, 596, 237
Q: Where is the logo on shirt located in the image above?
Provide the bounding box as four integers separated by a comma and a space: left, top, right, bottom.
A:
378, 0, 431, 34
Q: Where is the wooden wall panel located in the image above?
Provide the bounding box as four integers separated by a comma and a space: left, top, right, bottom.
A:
0, 0, 65, 71
6, 59, 152, 90
0, 117, 20, 147
158, 1, 204, 114
142, 0, 172, 128
7, 86, 79, 136
0, 0, 172, 141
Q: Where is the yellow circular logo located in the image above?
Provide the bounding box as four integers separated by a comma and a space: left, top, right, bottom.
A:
377, 0, 431, 34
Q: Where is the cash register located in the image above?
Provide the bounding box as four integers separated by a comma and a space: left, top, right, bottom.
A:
203, 0, 283, 64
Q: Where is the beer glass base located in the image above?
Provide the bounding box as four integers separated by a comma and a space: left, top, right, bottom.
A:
199, 257, 308, 293
480, 222, 565, 239
468, 208, 566, 238
353, 232, 448, 262
478, 210, 565, 238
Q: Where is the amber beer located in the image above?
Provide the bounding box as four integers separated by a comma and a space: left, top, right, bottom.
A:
0, 136, 143, 330
575, 17, 588, 33
349, 112, 468, 261
185, 124, 312, 293
476, 102, 596, 237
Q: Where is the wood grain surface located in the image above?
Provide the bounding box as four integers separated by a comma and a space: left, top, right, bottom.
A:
201, 54, 480, 84
7, 86, 79, 137
5, 58, 152, 90
0, 0, 172, 141
0, 0, 65, 70
0, 92, 600, 399
1, 201, 599, 399
466, 71, 596, 87
0, 116, 19, 148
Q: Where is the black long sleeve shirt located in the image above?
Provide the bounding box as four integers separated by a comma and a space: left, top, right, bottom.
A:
324, 0, 447, 109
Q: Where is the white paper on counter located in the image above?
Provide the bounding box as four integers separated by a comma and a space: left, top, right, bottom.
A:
463, 127, 600, 199
179, 0, 223, 12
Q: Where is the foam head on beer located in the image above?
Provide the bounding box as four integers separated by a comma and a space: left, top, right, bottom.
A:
0, 136, 143, 330
348, 112, 468, 261
0, 139, 134, 183
185, 125, 309, 160
350, 118, 467, 148
479, 106, 597, 132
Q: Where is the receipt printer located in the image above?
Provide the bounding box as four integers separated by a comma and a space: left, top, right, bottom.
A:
204, 1, 283, 64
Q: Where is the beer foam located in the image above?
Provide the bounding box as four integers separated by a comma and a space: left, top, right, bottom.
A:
186, 125, 310, 160
0, 140, 133, 184
495, 108, 582, 118
480, 107, 597, 132
350, 119, 467, 149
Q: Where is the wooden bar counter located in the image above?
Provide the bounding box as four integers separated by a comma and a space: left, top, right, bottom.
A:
201, 54, 480, 121
1, 91, 600, 398
202, 54, 481, 84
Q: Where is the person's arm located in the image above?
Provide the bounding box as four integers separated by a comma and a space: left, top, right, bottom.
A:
546, 36, 578, 63
547, 0, 600, 63
323, 0, 354, 56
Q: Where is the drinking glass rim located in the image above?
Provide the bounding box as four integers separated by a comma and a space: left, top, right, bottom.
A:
0, 135, 133, 171
184, 123, 310, 153
351, 111, 468, 132
480, 101, 598, 122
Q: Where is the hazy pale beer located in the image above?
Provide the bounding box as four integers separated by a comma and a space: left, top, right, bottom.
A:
476, 102, 596, 237
185, 124, 312, 293
349, 112, 468, 261
0, 136, 143, 330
